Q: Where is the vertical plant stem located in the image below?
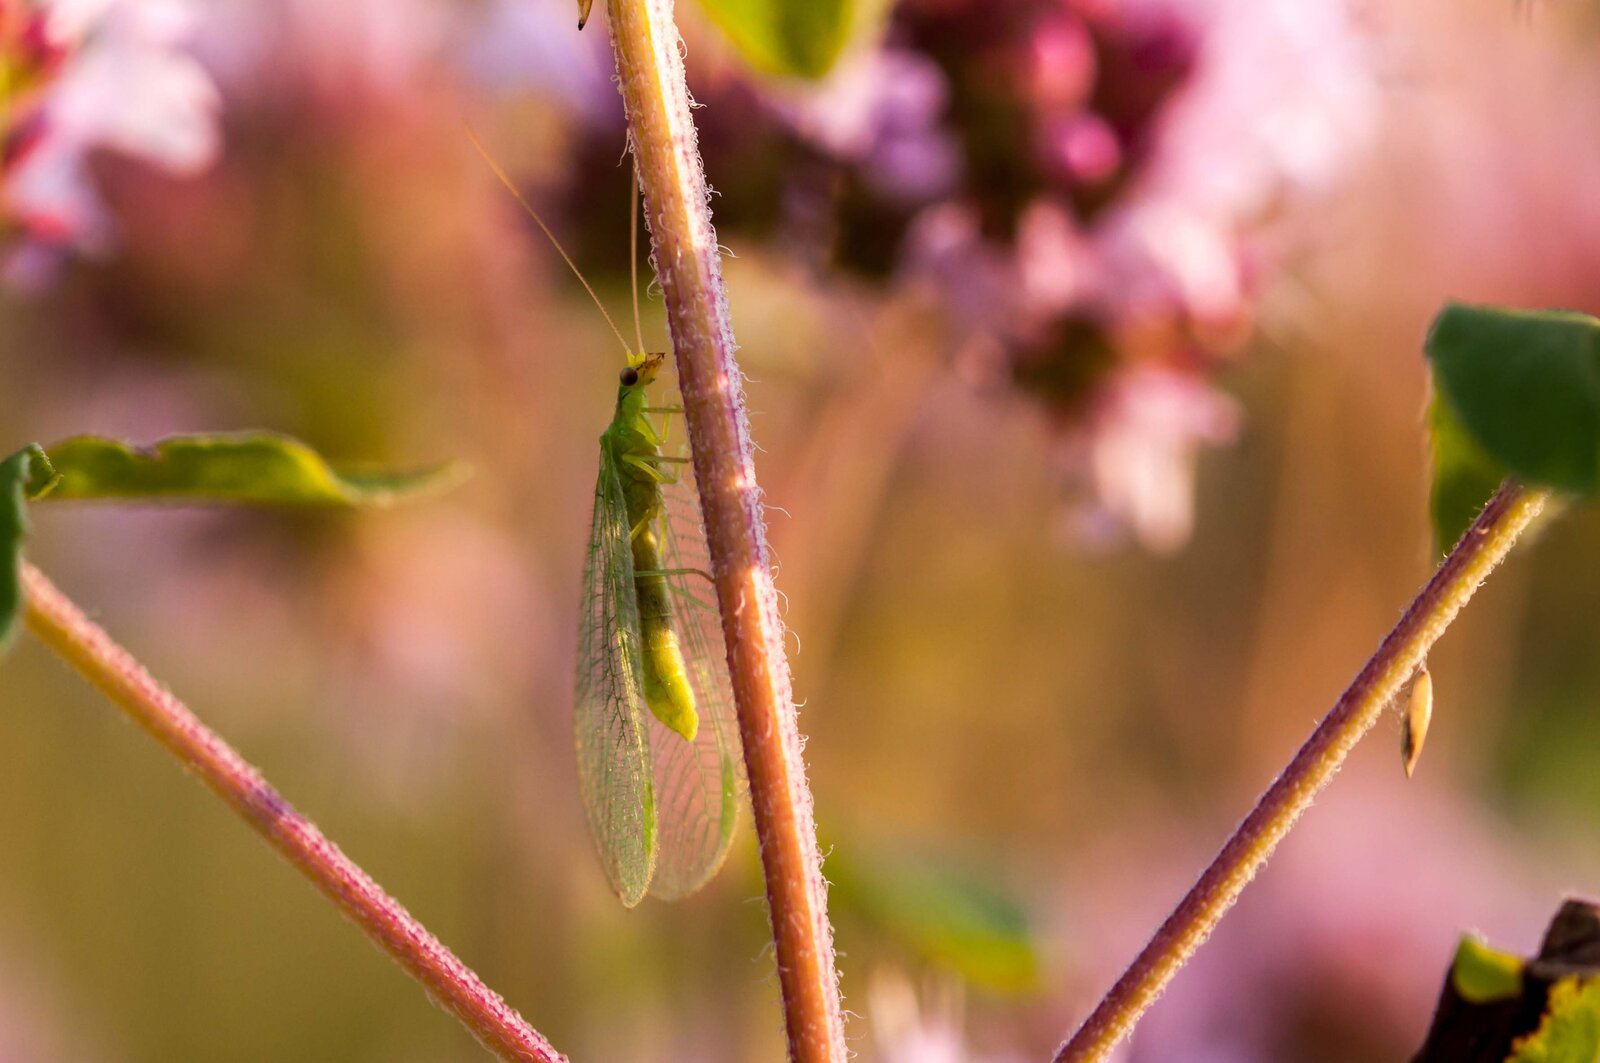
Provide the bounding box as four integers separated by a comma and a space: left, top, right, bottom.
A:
599, 1, 845, 1059
1056, 480, 1551, 1063
20, 561, 564, 1063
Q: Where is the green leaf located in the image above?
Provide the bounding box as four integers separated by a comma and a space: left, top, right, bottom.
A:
696, 0, 853, 78
828, 843, 1042, 994
40, 433, 463, 507
1509, 976, 1600, 1063
0, 444, 59, 652
1428, 393, 1510, 556
1426, 303, 1600, 495
1448, 935, 1525, 1004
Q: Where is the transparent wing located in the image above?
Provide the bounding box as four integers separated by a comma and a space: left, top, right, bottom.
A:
574, 447, 657, 906
644, 460, 746, 900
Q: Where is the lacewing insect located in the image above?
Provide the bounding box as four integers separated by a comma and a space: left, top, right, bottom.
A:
470, 132, 743, 906
1402, 663, 1433, 779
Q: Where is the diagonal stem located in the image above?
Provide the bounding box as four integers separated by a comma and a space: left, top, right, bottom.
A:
1056, 479, 1552, 1062
20, 561, 564, 1063
598, 0, 846, 1058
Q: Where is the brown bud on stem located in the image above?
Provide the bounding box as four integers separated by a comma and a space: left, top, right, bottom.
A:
1402, 664, 1434, 778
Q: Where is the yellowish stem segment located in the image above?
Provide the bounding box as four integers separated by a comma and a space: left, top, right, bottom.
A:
1056, 480, 1551, 1062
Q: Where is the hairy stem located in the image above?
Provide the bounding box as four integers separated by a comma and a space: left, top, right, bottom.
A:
599, 1, 845, 1058
1056, 480, 1551, 1062
20, 561, 564, 1063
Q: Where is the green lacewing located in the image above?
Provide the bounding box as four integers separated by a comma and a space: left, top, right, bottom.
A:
472, 133, 742, 905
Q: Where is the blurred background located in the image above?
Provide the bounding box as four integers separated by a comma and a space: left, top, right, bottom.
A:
3, 0, 1600, 1059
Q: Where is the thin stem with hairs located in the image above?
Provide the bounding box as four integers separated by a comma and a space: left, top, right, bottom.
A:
1056, 479, 1552, 1062
19, 561, 564, 1063
596, 0, 846, 1058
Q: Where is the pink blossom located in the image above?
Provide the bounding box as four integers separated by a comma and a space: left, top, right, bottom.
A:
1088, 0, 1378, 334
903, 202, 1020, 337
1056, 367, 1240, 554
909, 0, 1374, 551
1046, 112, 1121, 186
1016, 199, 1093, 316
453, 0, 615, 119
1094, 201, 1249, 335
1028, 14, 1096, 112
1, 0, 220, 278
869, 970, 1029, 1063
779, 47, 961, 205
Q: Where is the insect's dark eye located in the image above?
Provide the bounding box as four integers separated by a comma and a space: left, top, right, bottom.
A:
619, 368, 639, 387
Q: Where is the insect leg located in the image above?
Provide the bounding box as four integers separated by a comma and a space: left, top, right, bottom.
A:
622, 452, 688, 485
642, 406, 683, 443
633, 565, 718, 626
629, 508, 660, 541
633, 412, 666, 448
634, 566, 714, 584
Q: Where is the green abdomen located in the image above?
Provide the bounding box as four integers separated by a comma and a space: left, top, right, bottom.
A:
631, 522, 699, 742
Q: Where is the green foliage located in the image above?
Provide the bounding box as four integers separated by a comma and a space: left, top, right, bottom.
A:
1509, 977, 1600, 1062
1425, 303, 1600, 550
1448, 935, 1524, 1004
1428, 394, 1515, 556
41, 432, 462, 507
0, 445, 58, 651
696, 0, 854, 78
0, 432, 458, 656
829, 843, 1041, 994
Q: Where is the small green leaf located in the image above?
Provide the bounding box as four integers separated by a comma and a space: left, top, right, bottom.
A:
1449, 935, 1525, 1004
1426, 303, 1600, 495
829, 843, 1041, 994
1428, 393, 1509, 555
40, 433, 463, 507
1509, 976, 1600, 1062
696, 0, 853, 78
0, 444, 58, 652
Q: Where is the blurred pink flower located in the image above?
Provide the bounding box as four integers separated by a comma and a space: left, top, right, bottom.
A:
189, 0, 449, 98
1028, 13, 1095, 112
1, 0, 220, 280
870, 970, 1030, 1063
1046, 112, 1121, 186
779, 0, 1377, 552
1086, 0, 1378, 337
904, 201, 1021, 335
453, 0, 617, 120
779, 46, 961, 205
1055, 366, 1239, 553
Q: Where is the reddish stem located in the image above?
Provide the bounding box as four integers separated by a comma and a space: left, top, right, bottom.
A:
1056, 480, 1551, 1061
20, 561, 564, 1063
599, 0, 845, 1057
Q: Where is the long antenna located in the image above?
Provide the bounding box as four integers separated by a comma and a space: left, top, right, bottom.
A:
630, 159, 645, 356
466, 125, 633, 359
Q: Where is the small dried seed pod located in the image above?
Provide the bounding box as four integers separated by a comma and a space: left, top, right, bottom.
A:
1402, 664, 1434, 779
